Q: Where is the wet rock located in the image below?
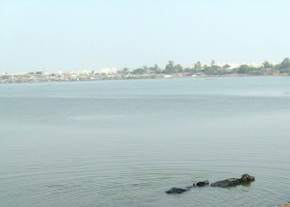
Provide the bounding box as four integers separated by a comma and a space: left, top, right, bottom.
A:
166, 174, 255, 195
194, 180, 210, 187
240, 174, 255, 183
165, 187, 188, 194
211, 174, 255, 188
211, 178, 241, 188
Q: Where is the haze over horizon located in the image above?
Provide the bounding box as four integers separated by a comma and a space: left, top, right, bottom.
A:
1, 0, 290, 73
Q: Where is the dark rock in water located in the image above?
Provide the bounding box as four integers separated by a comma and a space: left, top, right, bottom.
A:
240, 174, 255, 183
166, 187, 188, 194
194, 180, 210, 187
211, 178, 241, 188
166, 174, 255, 194
211, 174, 255, 188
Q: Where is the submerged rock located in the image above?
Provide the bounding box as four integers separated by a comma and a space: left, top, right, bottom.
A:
166, 187, 188, 194
194, 180, 210, 187
240, 174, 255, 183
166, 174, 255, 195
211, 178, 241, 188
211, 174, 255, 188
280, 203, 290, 207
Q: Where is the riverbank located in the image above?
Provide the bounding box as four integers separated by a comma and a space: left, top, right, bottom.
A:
0, 72, 288, 85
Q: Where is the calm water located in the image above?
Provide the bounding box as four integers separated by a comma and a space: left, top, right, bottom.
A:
1, 77, 290, 207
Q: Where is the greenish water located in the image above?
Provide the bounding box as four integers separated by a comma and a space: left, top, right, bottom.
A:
1, 77, 290, 207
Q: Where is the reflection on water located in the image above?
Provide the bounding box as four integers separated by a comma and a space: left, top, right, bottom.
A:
1, 77, 290, 207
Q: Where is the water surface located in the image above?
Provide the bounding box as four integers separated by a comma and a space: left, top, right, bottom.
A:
1, 77, 290, 207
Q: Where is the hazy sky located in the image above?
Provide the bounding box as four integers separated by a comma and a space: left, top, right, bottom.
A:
1, 0, 290, 73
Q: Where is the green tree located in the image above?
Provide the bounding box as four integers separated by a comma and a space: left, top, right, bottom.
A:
262, 61, 273, 69
194, 61, 202, 71
174, 64, 183, 73
222, 64, 231, 70
184, 67, 193, 72
132, 68, 145, 75
278, 58, 290, 73
164, 61, 175, 74
236, 64, 257, 74
150, 64, 161, 74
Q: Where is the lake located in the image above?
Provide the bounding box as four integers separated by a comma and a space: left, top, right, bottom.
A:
1, 77, 290, 207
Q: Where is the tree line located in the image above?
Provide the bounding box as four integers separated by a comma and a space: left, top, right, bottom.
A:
118, 58, 290, 76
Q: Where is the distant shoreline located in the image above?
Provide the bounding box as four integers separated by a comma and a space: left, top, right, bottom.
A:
0, 73, 289, 85
2, 58, 290, 84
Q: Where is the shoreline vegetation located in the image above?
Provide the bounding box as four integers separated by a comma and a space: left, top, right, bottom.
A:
1, 58, 290, 84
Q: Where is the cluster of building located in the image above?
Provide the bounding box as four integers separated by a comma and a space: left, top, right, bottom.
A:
0, 70, 111, 84
0, 70, 193, 84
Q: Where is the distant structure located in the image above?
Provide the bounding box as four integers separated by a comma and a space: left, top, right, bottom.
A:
1, 58, 290, 84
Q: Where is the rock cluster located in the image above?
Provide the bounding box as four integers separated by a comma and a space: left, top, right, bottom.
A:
211, 174, 255, 188
194, 180, 210, 187
166, 174, 255, 194
166, 187, 188, 194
